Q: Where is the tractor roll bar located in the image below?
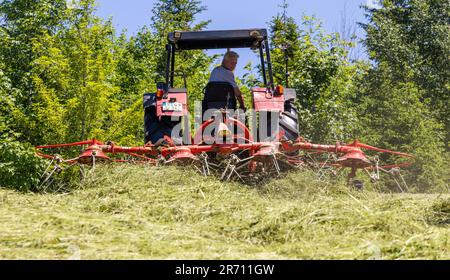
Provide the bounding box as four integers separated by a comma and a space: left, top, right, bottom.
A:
166, 29, 275, 90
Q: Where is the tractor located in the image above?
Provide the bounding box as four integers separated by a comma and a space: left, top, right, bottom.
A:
144, 29, 298, 146
36, 28, 414, 189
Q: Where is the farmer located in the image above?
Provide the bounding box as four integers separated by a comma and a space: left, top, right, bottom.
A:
209, 51, 246, 110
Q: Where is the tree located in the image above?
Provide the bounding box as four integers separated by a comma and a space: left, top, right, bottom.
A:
268, 0, 300, 87
357, 0, 450, 190
115, 0, 214, 136
1, 63, 46, 191
0, 63, 14, 135
149, 0, 213, 103
355, 64, 448, 191
25, 0, 123, 145
0, 0, 68, 108
268, 9, 360, 143
337, 1, 362, 61
361, 0, 450, 143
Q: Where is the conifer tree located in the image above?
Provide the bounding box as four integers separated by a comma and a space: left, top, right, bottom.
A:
144, 0, 212, 101
357, 0, 449, 190
362, 0, 450, 144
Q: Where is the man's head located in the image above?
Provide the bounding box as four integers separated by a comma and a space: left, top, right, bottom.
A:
221, 51, 239, 71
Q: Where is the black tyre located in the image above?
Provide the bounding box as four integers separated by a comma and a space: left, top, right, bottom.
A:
279, 100, 299, 141
143, 93, 182, 145
258, 100, 299, 142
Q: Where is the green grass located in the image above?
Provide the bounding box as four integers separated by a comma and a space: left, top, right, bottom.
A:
0, 165, 449, 259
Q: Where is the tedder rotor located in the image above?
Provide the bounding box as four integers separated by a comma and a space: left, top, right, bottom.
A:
36, 29, 414, 189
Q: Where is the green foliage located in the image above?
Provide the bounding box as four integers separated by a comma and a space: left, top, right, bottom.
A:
362, 0, 450, 143
268, 12, 361, 143
30, 0, 121, 144
1, 63, 46, 191
359, 0, 450, 191
355, 66, 448, 191
271, 15, 344, 100
0, 0, 68, 108
112, 0, 215, 142
0, 137, 46, 191
0, 0, 448, 192
0, 64, 13, 133
150, 0, 213, 104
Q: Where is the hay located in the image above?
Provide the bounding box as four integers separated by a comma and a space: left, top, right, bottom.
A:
0, 165, 449, 259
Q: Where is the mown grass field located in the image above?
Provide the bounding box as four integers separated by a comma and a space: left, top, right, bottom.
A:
0, 165, 449, 259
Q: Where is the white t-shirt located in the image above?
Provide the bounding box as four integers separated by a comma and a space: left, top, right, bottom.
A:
209, 66, 238, 88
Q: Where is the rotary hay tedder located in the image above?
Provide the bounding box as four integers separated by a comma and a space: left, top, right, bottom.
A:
35, 29, 414, 190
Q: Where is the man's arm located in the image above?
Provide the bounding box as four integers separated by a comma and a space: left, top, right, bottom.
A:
234, 87, 246, 110
211, 67, 245, 109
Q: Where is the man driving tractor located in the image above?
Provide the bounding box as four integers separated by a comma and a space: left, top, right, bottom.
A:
209, 51, 246, 111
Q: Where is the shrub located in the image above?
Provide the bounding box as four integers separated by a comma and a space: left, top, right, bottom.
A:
0, 136, 46, 191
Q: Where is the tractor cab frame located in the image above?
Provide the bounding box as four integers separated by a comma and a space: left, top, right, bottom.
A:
165, 29, 275, 90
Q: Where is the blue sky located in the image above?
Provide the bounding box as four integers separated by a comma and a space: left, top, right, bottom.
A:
95, 0, 369, 77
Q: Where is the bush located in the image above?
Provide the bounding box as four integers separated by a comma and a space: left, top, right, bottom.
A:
355, 67, 449, 192
0, 137, 46, 191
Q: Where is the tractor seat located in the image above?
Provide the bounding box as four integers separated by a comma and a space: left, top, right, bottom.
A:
202, 82, 237, 115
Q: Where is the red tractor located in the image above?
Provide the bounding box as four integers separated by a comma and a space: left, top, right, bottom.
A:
36, 29, 414, 189
144, 29, 298, 146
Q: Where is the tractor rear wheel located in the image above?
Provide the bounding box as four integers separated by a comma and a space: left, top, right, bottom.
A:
144, 101, 182, 145
144, 107, 179, 144
279, 99, 299, 141
258, 99, 299, 142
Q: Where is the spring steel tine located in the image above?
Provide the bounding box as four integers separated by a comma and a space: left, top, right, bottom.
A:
200, 153, 210, 176
40, 164, 58, 185
52, 162, 78, 193
226, 165, 236, 181
39, 164, 61, 190
200, 159, 209, 177
79, 164, 86, 182
364, 168, 376, 181
40, 158, 55, 179
237, 155, 254, 164
91, 154, 96, 170
392, 175, 405, 193
390, 167, 409, 192
42, 177, 54, 193
386, 168, 404, 192
221, 160, 231, 180
201, 164, 207, 177
398, 170, 410, 192
209, 162, 221, 168
315, 153, 333, 180
192, 163, 203, 175
233, 168, 245, 183
272, 154, 281, 176
374, 157, 380, 180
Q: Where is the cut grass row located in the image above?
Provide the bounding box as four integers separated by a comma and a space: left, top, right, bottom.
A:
0, 165, 449, 259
